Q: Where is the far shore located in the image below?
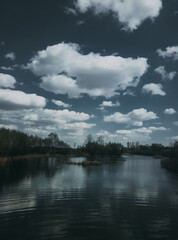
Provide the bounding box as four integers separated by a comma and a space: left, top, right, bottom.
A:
0, 152, 169, 163
1, 153, 177, 172
0, 152, 124, 163
0, 152, 89, 162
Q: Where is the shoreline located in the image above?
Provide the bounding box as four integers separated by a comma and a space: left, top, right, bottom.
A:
160, 157, 178, 173
0, 152, 123, 162
0, 153, 89, 162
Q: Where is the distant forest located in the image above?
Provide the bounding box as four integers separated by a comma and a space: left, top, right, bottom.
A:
0, 128, 70, 157
126, 141, 178, 159
0, 128, 178, 164
0, 128, 124, 157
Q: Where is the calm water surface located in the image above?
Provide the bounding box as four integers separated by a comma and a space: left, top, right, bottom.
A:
0, 155, 178, 240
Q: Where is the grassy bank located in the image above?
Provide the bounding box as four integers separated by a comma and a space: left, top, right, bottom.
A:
161, 157, 178, 173
0, 152, 89, 162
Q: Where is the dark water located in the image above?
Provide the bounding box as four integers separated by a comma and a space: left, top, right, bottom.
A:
0, 155, 178, 240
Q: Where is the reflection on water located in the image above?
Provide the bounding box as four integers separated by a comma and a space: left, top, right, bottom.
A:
69, 157, 86, 163
0, 155, 178, 240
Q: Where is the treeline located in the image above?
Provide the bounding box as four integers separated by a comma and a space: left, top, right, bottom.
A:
77, 134, 124, 157
125, 141, 178, 173
125, 142, 178, 159
0, 129, 124, 158
0, 128, 70, 157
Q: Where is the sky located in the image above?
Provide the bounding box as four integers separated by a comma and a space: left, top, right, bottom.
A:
0, 0, 178, 146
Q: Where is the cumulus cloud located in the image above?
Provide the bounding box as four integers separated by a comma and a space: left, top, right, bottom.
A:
96, 130, 118, 142
142, 83, 166, 96
174, 121, 178, 126
172, 136, 178, 141
98, 100, 120, 111
0, 66, 13, 71
26, 42, 148, 98
74, 0, 162, 31
0, 124, 17, 130
100, 101, 120, 107
64, 7, 77, 15
52, 99, 71, 108
164, 108, 176, 115
0, 73, 16, 88
4, 52, 16, 61
155, 66, 176, 80
0, 89, 46, 110
40, 74, 80, 98
104, 108, 158, 126
116, 126, 167, 142
25, 122, 95, 144
116, 126, 167, 135
0, 107, 94, 145
64, 122, 95, 130
96, 126, 167, 144
23, 108, 90, 123
157, 46, 178, 60
123, 89, 135, 96
76, 20, 85, 26
0, 108, 91, 129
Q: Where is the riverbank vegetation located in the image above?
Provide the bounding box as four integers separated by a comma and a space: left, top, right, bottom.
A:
77, 134, 124, 157
1, 128, 178, 172
125, 142, 175, 158
0, 128, 70, 158
0, 128, 124, 160
125, 141, 178, 173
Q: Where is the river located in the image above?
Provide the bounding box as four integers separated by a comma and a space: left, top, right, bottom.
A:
0, 155, 178, 240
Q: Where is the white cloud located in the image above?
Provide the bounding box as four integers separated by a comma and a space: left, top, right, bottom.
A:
42, 109, 90, 123
0, 107, 94, 145
0, 108, 90, 124
116, 126, 167, 134
76, 20, 85, 25
64, 7, 77, 15
104, 108, 158, 126
40, 74, 81, 98
52, 99, 71, 108
164, 108, 176, 115
23, 120, 95, 144
5, 52, 16, 61
116, 126, 168, 142
26, 42, 148, 98
24, 109, 90, 124
157, 46, 178, 60
96, 126, 167, 144
123, 89, 135, 96
63, 122, 96, 130
98, 100, 120, 111
142, 83, 166, 96
0, 66, 13, 71
155, 66, 176, 80
74, 0, 162, 31
100, 101, 120, 107
96, 130, 118, 142
172, 136, 178, 141
0, 124, 17, 130
0, 89, 46, 110
174, 121, 178, 126
0, 73, 16, 88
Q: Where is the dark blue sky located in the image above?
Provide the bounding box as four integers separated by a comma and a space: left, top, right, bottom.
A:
0, 0, 178, 146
